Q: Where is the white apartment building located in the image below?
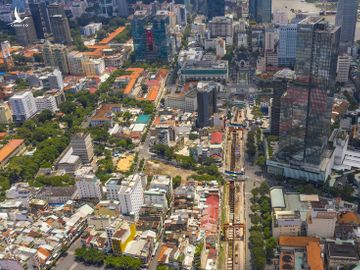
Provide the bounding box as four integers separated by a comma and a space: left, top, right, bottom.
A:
35, 95, 58, 113
48, 68, 64, 90
307, 210, 337, 238
337, 54, 351, 83
82, 23, 102, 37
272, 210, 302, 238
144, 188, 168, 209
6, 182, 33, 208
265, 28, 277, 51
9, 91, 37, 123
105, 177, 123, 200
75, 167, 103, 199
273, 10, 288, 25
67, 51, 85, 76
82, 58, 105, 76
150, 175, 173, 196
208, 16, 233, 41
216, 38, 226, 59
118, 174, 145, 219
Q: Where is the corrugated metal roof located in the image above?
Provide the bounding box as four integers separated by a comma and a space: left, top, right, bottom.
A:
270, 187, 285, 208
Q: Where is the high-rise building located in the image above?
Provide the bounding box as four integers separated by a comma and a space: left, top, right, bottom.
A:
268, 79, 287, 136
47, 3, 66, 17
14, 13, 38, 46
295, 17, 340, 87
265, 28, 276, 51
208, 16, 233, 39
35, 95, 58, 113
47, 3, 72, 45
152, 11, 171, 61
12, 0, 25, 12
42, 41, 69, 74
67, 51, 85, 75
75, 167, 103, 199
99, 0, 114, 17
268, 17, 339, 182
105, 177, 123, 200
29, 1, 51, 39
196, 81, 218, 128
9, 91, 37, 123
70, 133, 94, 164
116, 0, 128, 17
278, 24, 297, 68
335, 0, 359, 52
207, 0, 225, 19
49, 14, 72, 45
277, 83, 333, 165
337, 54, 351, 83
1, 41, 14, 70
131, 10, 171, 62
48, 68, 64, 90
118, 174, 145, 219
175, 4, 187, 26
249, 0, 272, 24
82, 58, 105, 76
132, 11, 150, 62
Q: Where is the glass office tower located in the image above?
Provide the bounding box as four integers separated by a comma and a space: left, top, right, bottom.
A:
277, 17, 339, 166
294, 17, 340, 87
336, 0, 359, 52
249, 0, 272, 23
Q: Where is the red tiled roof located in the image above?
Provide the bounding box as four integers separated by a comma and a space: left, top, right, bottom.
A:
210, 132, 223, 144
0, 139, 24, 163
307, 241, 324, 270
279, 236, 320, 248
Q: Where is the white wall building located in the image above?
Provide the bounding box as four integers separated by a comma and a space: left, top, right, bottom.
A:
67, 51, 85, 76
82, 58, 105, 76
337, 54, 351, 83
273, 10, 288, 25
35, 95, 58, 113
82, 23, 102, 37
272, 210, 302, 238
144, 188, 168, 209
9, 91, 37, 123
216, 38, 226, 59
150, 175, 173, 196
118, 174, 145, 219
307, 210, 337, 238
105, 177, 123, 201
265, 28, 277, 51
75, 167, 103, 199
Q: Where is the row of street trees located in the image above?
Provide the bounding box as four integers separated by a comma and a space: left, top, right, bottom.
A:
249, 182, 277, 270
75, 247, 142, 270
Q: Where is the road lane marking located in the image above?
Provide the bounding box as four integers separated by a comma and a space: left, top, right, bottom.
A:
69, 262, 78, 270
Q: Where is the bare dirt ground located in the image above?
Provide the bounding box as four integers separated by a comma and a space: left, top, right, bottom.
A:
145, 160, 194, 183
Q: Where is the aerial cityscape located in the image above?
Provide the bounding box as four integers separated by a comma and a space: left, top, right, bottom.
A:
0, 0, 360, 269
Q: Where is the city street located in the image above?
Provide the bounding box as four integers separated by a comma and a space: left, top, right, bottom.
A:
222, 107, 247, 270
54, 238, 105, 270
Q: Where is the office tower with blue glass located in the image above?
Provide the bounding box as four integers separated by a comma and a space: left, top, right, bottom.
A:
132, 10, 171, 62
249, 0, 272, 23
278, 24, 297, 68
207, 0, 225, 19
335, 0, 359, 52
